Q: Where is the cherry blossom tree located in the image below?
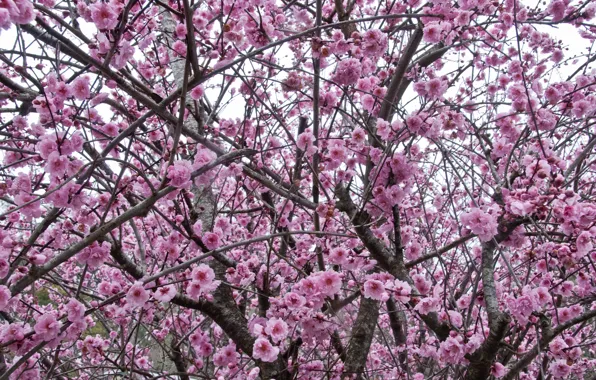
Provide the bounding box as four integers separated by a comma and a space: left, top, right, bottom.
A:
0, 0, 596, 378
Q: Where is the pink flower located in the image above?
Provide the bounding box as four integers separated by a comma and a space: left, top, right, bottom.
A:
531, 286, 550, 306
0, 9, 11, 30
491, 362, 505, 378
77, 241, 111, 269
361, 29, 387, 57
36, 136, 58, 159
265, 318, 288, 343
352, 128, 366, 144
393, 279, 412, 303
461, 208, 499, 242
1, 323, 25, 343
446, 310, 463, 328
296, 131, 315, 151
0, 286, 11, 311
65, 298, 85, 322
186, 278, 220, 300
252, 338, 279, 362
45, 152, 69, 177
439, 336, 465, 364
332, 58, 362, 86
10, 0, 34, 25
508, 294, 537, 322
154, 285, 176, 303
173, 40, 186, 56
317, 271, 342, 296
126, 282, 150, 308
545, 86, 561, 104
576, 231, 593, 258
190, 85, 204, 100
186, 281, 204, 299
284, 292, 306, 309
102, 122, 119, 137
282, 71, 303, 92
549, 359, 571, 378
202, 232, 220, 250
214, 344, 239, 367
167, 160, 192, 188
197, 341, 214, 357
363, 279, 388, 301
361, 94, 376, 112
423, 22, 443, 43
425, 78, 447, 100
71, 76, 90, 100
414, 297, 439, 315
328, 247, 348, 265
90, 2, 119, 30
548, 0, 567, 22
248, 367, 260, 380
412, 274, 431, 295
34, 313, 62, 341
191, 264, 216, 286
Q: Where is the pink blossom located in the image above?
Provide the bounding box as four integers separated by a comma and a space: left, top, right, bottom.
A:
491, 362, 505, 378
154, 285, 176, 303
423, 22, 443, 43
10, 0, 34, 25
252, 338, 279, 362
576, 231, 593, 257
45, 152, 69, 177
297, 131, 315, 151
0, 286, 11, 311
197, 341, 214, 357
363, 279, 388, 301
34, 313, 61, 341
71, 76, 90, 100
412, 274, 431, 295
425, 78, 447, 100
1, 323, 25, 343
461, 208, 499, 242
167, 160, 192, 188
102, 122, 119, 137
328, 247, 348, 265
332, 58, 362, 86
352, 128, 366, 144
90, 2, 119, 30
36, 136, 57, 160
265, 318, 288, 343
126, 282, 150, 308
77, 241, 111, 269
393, 279, 412, 303
282, 72, 303, 92
317, 271, 342, 296
361, 94, 376, 112
531, 286, 550, 306
284, 292, 306, 309
65, 298, 85, 322
214, 343, 239, 367
549, 359, 571, 378
446, 310, 463, 328
361, 29, 387, 57
248, 367, 260, 380
191, 264, 216, 286
190, 85, 204, 100
414, 297, 440, 315
439, 336, 465, 364
548, 0, 567, 22
202, 232, 220, 250
509, 294, 537, 322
